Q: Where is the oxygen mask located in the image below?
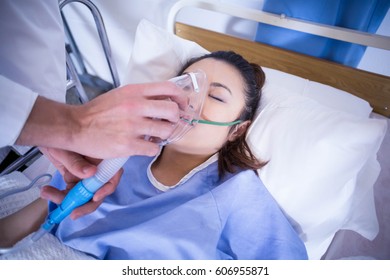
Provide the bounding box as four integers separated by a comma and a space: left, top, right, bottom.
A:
148, 69, 208, 146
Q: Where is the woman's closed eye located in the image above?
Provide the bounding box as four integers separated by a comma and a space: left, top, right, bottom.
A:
209, 82, 232, 103
209, 93, 225, 103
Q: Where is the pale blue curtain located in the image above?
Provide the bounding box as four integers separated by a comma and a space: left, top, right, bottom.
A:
255, 0, 390, 67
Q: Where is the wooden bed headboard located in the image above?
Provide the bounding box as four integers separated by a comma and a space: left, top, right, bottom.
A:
175, 22, 390, 118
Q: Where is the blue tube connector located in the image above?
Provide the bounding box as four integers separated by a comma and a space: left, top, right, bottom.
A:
42, 180, 94, 230
41, 157, 129, 231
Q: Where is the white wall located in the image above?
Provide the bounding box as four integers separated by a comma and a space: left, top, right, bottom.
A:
62, 0, 264, 83
62, 0, 389, 84
176, 0, 264, 40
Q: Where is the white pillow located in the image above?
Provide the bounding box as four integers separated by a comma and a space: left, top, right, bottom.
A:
260, 67, 373, 118
247, 91, 386, 259
122, 20, 208, 85
123, 19, 387, 259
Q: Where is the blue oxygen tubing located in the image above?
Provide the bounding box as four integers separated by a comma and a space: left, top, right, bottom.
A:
0, 157, 128, 256
40, 157, 128, 232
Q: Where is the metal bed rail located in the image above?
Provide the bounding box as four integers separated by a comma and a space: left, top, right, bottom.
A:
60, 0, 120, 103
167, 0, 390, 51
0, 0, 120, 175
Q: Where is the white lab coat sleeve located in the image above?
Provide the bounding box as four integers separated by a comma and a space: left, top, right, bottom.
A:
0, 76, 38, 147
0, 0, 65, 149
0, 1, 66, 103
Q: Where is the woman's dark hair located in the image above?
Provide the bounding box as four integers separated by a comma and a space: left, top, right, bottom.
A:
178, 50, 267, 178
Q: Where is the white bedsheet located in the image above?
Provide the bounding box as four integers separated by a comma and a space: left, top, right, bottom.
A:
0, 232, 94, 260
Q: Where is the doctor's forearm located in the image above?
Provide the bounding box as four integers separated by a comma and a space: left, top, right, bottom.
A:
14, 82, 184, 159
15, 96, 80, 151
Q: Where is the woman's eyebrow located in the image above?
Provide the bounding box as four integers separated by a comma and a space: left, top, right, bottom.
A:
210, 82, 232, 95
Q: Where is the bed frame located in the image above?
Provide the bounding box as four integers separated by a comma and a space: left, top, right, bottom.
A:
168, 0, 390, 118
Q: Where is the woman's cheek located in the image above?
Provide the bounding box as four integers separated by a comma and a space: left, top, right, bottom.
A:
201, 104, 233, 124
184, 124, 229, 148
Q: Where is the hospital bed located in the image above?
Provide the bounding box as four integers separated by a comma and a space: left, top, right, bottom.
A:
125, 0, 390, 260
0, 0, 389, 260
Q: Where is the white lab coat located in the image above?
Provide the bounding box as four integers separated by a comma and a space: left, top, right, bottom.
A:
0, 0, 66, 147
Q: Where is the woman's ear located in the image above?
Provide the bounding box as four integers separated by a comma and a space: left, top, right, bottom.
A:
228, 120, 251, 142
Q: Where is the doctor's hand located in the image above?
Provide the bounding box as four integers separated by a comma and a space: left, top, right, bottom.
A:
16, 81, 186, 159
73, 81, 187, 158
39, 148, 122, 219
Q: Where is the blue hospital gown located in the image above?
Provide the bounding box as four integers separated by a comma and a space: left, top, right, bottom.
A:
51, 155, 308, 260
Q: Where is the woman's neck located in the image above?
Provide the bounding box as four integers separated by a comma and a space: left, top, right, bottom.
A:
151, 147, 213, 186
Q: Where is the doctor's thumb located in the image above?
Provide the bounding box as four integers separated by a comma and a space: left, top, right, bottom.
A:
63, 160, 97, 183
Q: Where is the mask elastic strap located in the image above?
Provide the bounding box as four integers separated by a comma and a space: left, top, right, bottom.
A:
197, 119, 242, 126
181, 118, 242, 127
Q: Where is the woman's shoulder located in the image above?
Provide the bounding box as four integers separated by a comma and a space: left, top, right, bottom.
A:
209, 169, 269, 202
123, 155, 154, 170
219, 168, 266, 191
213, 170, 308, 259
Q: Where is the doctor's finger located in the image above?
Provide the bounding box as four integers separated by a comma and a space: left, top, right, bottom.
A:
45, 148, 98, 180
140, 82, 189, 110
138, 118, 177, 140
69, 171, 122, 219
40, 185, 67, 204
140, 81, 182, 97
93, 168, 123, 202
70, 200, 103, 220
142, 99, 180, 123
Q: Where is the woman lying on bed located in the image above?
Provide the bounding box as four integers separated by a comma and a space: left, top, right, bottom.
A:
0, 51, 308, 260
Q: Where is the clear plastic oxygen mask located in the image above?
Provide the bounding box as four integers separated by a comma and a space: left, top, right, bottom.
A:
149, 69, 243, 145
147, 69, 208, 146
